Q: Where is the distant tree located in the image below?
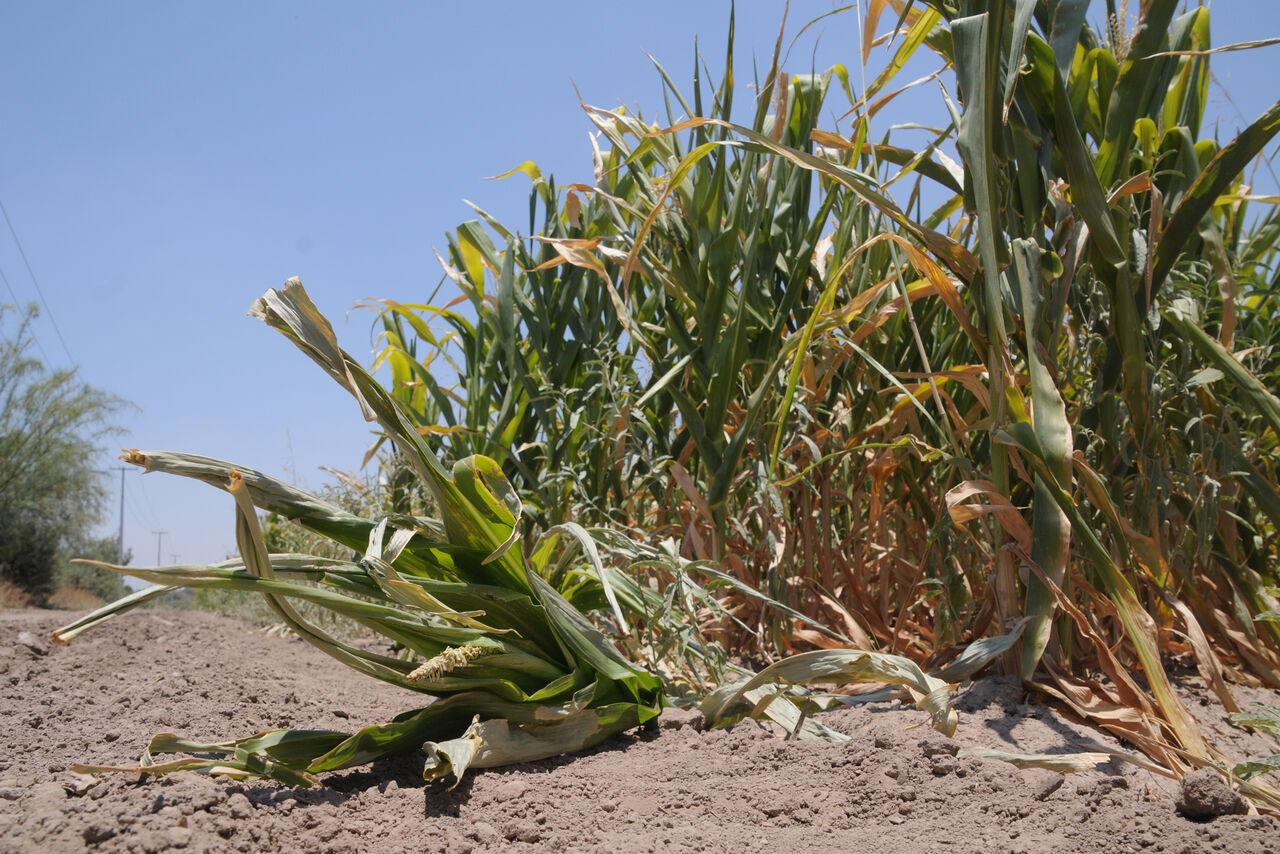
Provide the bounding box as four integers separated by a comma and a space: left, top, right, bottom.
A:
0, 305, 126, 603
60, 534, 133, 601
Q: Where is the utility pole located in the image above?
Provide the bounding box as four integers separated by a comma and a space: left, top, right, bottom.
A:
170, 552, 180, 565
153, 531, 167, 566
95, 467, 131, 564
111, 466, 129, 564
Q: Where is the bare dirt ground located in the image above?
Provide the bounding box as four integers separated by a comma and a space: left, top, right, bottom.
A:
2, 607, 1278, 853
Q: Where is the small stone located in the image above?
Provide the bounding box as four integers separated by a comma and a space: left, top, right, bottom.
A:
166, 826, 192, 848
332, 709, 350, 719
1034, 773, 1065, 801
63, 772, 99, 796
1176, 769, 1247, 820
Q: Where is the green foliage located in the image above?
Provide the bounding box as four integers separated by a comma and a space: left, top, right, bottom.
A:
56, 281, 960, 787
367, 2, 1280, 781
0, 305, 125, 602
191, 475, 374, 638
1226, 702, 1280, 797
55, 282, 670, 786
60, 534, 133, 602
47, 3, 1280, 796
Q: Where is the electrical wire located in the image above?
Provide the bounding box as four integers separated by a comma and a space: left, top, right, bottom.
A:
0, 196, 75, 365
0, 260, 52, 363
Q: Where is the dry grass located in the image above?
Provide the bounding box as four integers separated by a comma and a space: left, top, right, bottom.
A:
47, 585, 105, 611
0, 580, 30, 609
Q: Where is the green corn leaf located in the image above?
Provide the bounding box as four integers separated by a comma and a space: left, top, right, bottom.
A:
1231, 702, 1280, 738
1233, 755, 1280, 782
1011, 239, 1072, 678
997, 422, 1209, 757
1164, 302, 1280, 439
251, 281, 530, 592
1045, 0, 1090, 81
1152, 99, 1280, 293
51, 582, 174, 643
1001, 0, 1037, 122
935, 617, 1029, 683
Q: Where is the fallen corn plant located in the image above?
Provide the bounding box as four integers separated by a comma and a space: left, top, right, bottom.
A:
53, 280, 959, 787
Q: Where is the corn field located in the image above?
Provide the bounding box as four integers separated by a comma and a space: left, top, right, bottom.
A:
59, 1, 1280, 802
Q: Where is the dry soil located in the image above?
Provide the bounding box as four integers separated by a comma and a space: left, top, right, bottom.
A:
2, 608, 1278, 853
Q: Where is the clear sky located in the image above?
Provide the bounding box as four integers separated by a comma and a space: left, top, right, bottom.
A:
1, 1, 1276, 571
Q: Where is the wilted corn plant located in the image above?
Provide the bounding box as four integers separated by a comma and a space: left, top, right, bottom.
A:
368, 9, 990, 662
364, 1, 1280, 800
857, 0, 1280, 782
54, 280, 960, 786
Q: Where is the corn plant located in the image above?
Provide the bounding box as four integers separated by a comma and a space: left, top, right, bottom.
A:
359, 1, 1280, 791
54, 280, 960, 786
54, 281, 665, 785
367, 11, 988, 663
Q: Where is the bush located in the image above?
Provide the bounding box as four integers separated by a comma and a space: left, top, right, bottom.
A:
59, 535, 133, 603
0, 305, 126, 603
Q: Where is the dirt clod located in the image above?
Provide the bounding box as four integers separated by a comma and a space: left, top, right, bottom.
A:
1176, 769, 1249, 820
919, 737, 959, 758
1034, 772, 1066, 801
81, 821, 116, 844
15, 631, 47, 656
659, 706, 705, 732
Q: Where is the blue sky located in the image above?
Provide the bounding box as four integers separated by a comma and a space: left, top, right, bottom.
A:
1, 1, 1276, 570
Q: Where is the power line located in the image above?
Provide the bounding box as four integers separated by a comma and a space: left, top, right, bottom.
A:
134, 474, 164, 529
123, 488, 152, 530
0, 261, 52, 364
0, 196, 74, 366
0, 258, 23, 303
